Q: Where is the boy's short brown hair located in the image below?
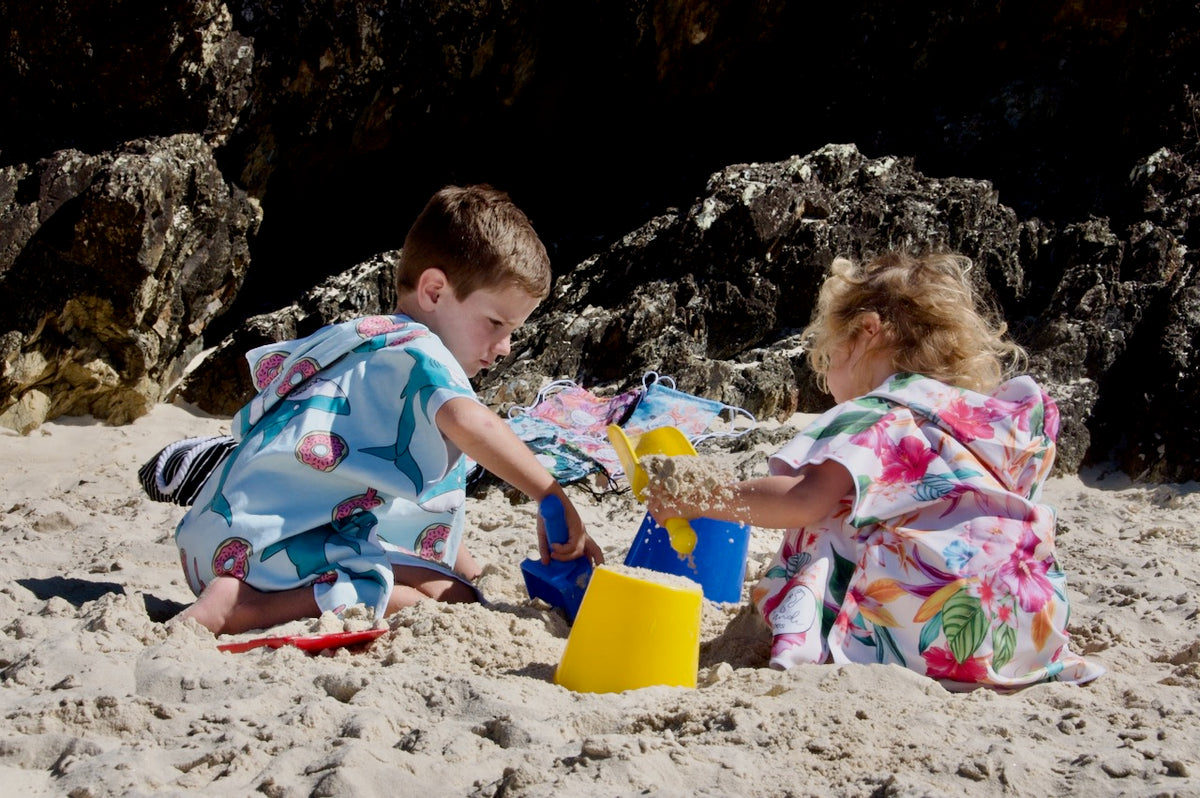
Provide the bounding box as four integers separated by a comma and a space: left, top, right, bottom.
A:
396, 184, 552, 300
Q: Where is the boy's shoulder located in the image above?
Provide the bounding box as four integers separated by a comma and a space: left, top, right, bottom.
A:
246, 314, 466, 394
235, 314, 474, 438
346, 315, 465, 372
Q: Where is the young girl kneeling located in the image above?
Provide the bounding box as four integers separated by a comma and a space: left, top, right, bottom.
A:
647, 251, 1103, 688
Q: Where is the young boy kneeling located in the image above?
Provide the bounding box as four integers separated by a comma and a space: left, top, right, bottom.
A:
175, 185, 601, 634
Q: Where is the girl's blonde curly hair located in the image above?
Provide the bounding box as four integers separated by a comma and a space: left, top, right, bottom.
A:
804, 251, 1027, 395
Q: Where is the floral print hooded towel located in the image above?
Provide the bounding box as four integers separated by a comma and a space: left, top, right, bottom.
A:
755, 372, 1104, 688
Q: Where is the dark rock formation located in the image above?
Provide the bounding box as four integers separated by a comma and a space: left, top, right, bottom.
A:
470, 142, 1200, 480
477, 145, 1028, 408
0, 134, 260, 431
1089, 145, 1200, 481
1, 1, 253, 157
2, 1, 1199, 480
179, 251, 398, 416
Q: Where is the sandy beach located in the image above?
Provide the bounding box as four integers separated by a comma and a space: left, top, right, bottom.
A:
1, 400, 1197, 797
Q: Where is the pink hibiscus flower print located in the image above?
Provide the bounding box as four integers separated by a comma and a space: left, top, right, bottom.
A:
940, 397, 1002, 443
1042, 393, 1060, 440
879, 435, 937, 484
848, 412, 897, 456
923, 646, 989, 682
997, 528, 1056, 613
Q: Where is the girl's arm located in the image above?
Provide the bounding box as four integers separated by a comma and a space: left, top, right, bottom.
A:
646, 458, 853, 531
436, 396, 604, 565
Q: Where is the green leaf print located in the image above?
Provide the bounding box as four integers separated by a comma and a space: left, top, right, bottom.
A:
852, 475, 882, 526
804, 399, 891, 441
942, 590, 988, 664
1030, 400, 1045, 438
873, 625, 907, 667
828, 549, 856, 606
821, 549, 858, 638
914, 469, 980, 502
887, 373, 923, 389
918, 610, 943, 654
992, 622, 1017, 671
915, 473, 956, 502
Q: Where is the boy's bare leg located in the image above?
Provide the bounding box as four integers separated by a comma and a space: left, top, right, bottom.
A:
177, 576, 320, 635
178, 565, 478, 635
390, 564, 477, 611
453, 545, 482, 582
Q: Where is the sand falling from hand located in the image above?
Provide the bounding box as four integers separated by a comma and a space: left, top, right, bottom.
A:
640, 454, 748, 518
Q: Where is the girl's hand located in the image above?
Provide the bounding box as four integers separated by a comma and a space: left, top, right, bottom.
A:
644, 482, 700, 527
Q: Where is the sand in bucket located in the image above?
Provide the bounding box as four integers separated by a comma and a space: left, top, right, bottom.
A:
554, 564, 702, 693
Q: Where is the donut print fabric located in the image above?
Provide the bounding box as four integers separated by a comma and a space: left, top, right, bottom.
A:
174, 314, 482, 620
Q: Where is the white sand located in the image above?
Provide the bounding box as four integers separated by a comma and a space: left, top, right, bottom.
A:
0, 400, 1197, 796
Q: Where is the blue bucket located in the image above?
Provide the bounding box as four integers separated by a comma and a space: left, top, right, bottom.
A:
623, 512, 751, 604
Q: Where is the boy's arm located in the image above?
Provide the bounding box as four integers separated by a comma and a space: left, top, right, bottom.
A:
436, 396, 604, 565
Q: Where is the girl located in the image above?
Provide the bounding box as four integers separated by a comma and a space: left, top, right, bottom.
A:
647, 251, 1103, 688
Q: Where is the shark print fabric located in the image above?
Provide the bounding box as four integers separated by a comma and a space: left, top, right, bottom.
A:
174, 315, 479, 619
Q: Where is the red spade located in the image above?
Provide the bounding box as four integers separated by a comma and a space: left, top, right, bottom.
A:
217, 627, 387, 653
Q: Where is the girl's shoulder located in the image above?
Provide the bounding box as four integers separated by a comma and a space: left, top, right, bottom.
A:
768, 394, 897, 476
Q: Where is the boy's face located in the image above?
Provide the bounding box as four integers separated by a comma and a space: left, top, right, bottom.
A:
431, 282, 541, 377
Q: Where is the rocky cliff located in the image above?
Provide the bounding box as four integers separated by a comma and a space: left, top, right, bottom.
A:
2, 1, 1198, 479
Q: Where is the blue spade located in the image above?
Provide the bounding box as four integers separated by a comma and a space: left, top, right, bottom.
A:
521, 494, 592, 622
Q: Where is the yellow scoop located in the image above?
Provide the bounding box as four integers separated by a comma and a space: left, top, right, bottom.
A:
606, 424, 698, 555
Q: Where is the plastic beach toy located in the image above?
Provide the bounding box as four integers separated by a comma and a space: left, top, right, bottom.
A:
624, 511, 750, 603
521, 494, 593, 622
217, 627, 386, 654
606, 424, 699, 554
555, 565, 702, 693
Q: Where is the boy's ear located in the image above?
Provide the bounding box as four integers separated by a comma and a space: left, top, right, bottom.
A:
414, 268, 449, 312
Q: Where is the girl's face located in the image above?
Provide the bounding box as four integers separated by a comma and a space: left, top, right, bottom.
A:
825, 336, 861, 403
824, 314, 894, 402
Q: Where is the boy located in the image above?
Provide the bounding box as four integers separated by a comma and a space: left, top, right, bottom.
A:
175, 185, 602, 635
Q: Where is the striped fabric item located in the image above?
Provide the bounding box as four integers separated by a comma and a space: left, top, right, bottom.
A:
137, 434, 237, 506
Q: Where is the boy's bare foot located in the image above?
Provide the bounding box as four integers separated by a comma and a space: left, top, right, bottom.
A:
178, 566, 478, 636
176, 576, 243, 634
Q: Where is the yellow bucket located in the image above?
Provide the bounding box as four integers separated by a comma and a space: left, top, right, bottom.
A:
554, 565, 702, 693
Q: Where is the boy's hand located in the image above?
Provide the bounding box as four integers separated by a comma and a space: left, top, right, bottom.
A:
538, 496, 604, 566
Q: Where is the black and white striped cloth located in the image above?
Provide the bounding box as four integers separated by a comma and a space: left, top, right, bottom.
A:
137, 434, 237, 506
